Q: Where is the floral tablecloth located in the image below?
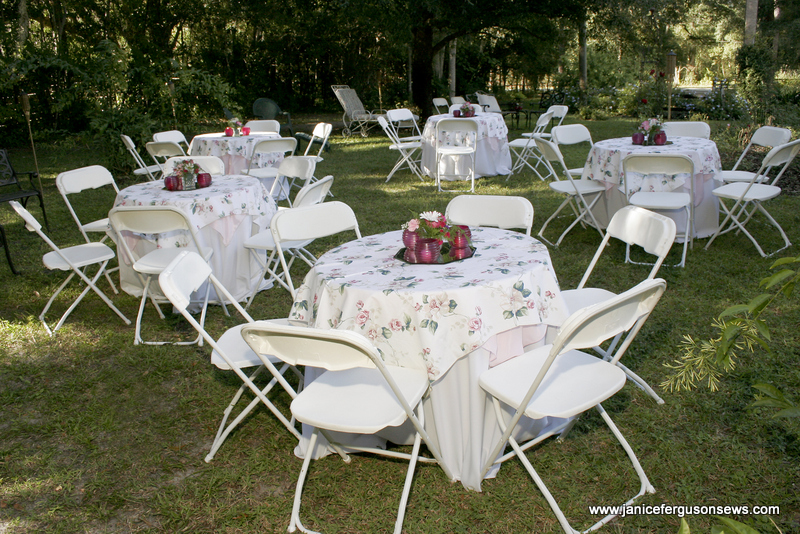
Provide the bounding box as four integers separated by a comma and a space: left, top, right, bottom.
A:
289, 227, 567, 382
580, 136, 722, 237
421, 113, 512, 178
113, 175, 277, 302
190, 132, 283, 175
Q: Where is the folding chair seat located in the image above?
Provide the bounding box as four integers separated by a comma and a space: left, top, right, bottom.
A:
162, 156, 226, 176
385, 108, 423, 142
705, 139, 800, 257
152, 130, 190, 153
244, 120, 280, 134
121, 134, 161, 181
560, 205, 676, 403
243, 137, 298, 200
508, 111, 554, 179
0, 148, 49, 230
158, 250, 306, 461
445, 194, 534, 235
243, 176, 334, 308
720, 126, 791, 184
662, 121, 711, 139
240, 321, 456, 534
146, 141, 186, 173
479, 278, 667, 534
536, 138, 605, 247
622, 153, 695, 268
9, 201, 130, 335
432, 97, 449, 114
552, 124, 593, 177
377, 116, 424, 183
435, 118, 478, 193
108, 205, 215, 346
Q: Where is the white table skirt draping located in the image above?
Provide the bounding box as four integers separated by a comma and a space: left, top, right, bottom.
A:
112, 175, 277, 304
421, 113, 512, 179
581, 136, 722, 238
288, 228, 569, 490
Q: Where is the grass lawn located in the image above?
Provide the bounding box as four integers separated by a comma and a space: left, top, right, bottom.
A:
1, 116, 798, 533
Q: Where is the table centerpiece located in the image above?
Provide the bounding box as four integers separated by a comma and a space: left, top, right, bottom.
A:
400, 210, 473, 263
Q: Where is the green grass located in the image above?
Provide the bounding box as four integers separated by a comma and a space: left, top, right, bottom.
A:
1, 116, 799, 533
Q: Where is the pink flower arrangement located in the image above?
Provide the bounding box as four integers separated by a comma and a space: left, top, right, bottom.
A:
402, 210, 450, 240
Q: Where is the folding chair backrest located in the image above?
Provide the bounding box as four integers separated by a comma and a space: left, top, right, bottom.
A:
163, 156, 226, 176
293, 175, 334, 208
552, 124, 592, 146
622, 153, 694, 181
378, 116, 399, 143
245, 120, 280, 133
252, 137, 297, 158
450, 96, 466, 105
477, 94, 502, 113
277, 156, 316, 187
755, 138, 800, 185
662, 121, 711, 139
432, 98, 449, 114
120, 134, 154, 176
436, 118, 479, 146
445, 195, 534, 235
546, 105, 569, 126
578, 206, 676, 288
146, 141, 185, 163
303, 123, 333, 157
109, 205, 203, 263
534, 138, 570, 179
153, 130, 189, 149
56, 165, 120, 242
10, 199, 43, 233
732, 126, 793, 172
272, 200, 360, 244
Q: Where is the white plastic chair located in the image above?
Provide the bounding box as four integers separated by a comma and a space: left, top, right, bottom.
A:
721, 129, 796, 184
146, 141, 186, 173
244, 120, 280, 133
434, 118, 478, 193
152, 130, 190, 152
479, 278, 666, 534
432, 97, 449, 114
385, 108, 422, 142
243, 176, 334, 308
9, 201, 130, 335
121, 134, 161, 181
623, 153, 695, 268
276, 156, 317, 206
551, 124, 593, 177
476, 93, 516, 123
662, 121, 711, 139
271, 201, 361, 298
521, 105, 568, 139
302, 123, 333, 160
450, 96, 466, 105
508, 111, 554, 178
158, 250, 305, 462
536, 138, 606, 247
162, 156, 226, 176
704, 139, 800, 257
445, 195, 534, 235
377, 116, 424, 183
243, 137, 298, 200
108, 205, 215, 346
560, 205, 676, 404
240, 320, 456, 534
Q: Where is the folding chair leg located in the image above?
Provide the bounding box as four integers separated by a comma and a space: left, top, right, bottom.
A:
289, 428, 321, 534
614, 362, 665, 404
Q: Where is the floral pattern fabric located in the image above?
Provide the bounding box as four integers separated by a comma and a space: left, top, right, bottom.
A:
289, 228, 567, 382
190, 133, 285, 171
581, 136, 722, 200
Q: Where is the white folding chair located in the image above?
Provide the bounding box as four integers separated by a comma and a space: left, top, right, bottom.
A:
276, 156, 317, 206
536, 138, 605, 247
108, 205, 215, 346
521, 105, 568, 140
450, 96, 466, 105
385, 108, 422, 142
240, 321, 456, 534
432, 97, 449, 114
721, 126, 792, 184
377, 116, 424, 183
243, 138, 298, 200
162, 156, 226, 176
705, 139, 800, 257
271, 201, 361, 298
662, 121, 711, 139
552, 124, 594, 177
56, 165, 122, 292
158, 250, 305, 462
121, 134, 161, 181
146, 141, 186, 173
508, 111, 554, 178
434, 118, 478, 193
445, 194, 534, 235
476, 93, 518, 123
152, 130, 190, 152
560, 205, 676, 404
9, 201, 130, 335
244, 120, 280, 133
243, 176, 334, 308
301, 123, 333, 161
479, 278, 667, 534
623, 153, 695, 268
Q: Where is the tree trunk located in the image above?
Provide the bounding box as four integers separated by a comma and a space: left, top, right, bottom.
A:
744, 0, 758, 45
17, 0, 29, 56
579, 18, 588, 90
449, 39, 457, 99
411, 24, 434, 117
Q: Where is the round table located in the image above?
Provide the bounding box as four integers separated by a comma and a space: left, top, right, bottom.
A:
289, 227, 569, 490
421, 113, 512, 179
581, 136, 722, 238
112, 175, 277, 303
190, 132, 283, 175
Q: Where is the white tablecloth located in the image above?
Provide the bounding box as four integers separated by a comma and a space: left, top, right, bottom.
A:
112, 175, 277, 303
421, 113, 512, 179
289, 228, 569, 490
581, 136, 722, 238
189, 132, 283, 175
